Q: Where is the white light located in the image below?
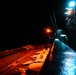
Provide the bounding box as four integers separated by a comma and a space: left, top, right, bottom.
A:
65, 12, 69, 15
60, 34, 66, 37
65, 8, 73, 10
55, 38, 59, 41
69, 1, 75, 7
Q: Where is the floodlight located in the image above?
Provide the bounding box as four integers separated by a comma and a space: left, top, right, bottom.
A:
69, 1, 75, 7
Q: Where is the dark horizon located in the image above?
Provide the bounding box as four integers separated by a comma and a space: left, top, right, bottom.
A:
0, 0, 67, 51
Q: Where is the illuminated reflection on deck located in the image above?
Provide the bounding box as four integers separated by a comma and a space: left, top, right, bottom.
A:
49, 39, 76, 75
61, 51, 76, 75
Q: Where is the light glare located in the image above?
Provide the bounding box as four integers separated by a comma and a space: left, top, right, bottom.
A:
55, 38, 59, 41
69, 1, 75, 7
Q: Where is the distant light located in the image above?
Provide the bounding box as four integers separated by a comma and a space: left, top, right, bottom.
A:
55, 38, 59, 41
46, 29, 51, 33
60, 34, 68, 41
65, 8, 73, 10
57, 29, 62, 31
60, 34, 66, 37
45, 28, 53, 33
65, 9, 73, 15
69, 1, 75, 7
65, 12, 69, 15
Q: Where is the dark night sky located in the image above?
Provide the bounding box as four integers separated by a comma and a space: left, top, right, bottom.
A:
0, 0, 67, 51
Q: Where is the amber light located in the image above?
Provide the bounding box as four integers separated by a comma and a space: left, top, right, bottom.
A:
45, 28, 53, 34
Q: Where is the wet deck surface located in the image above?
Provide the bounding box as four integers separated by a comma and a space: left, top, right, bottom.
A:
40, 39, 76, 75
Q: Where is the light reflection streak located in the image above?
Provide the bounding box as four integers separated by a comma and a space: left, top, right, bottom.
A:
61, 52, 76, 75
63, 51, 76, 55
55, 39, 76, 75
